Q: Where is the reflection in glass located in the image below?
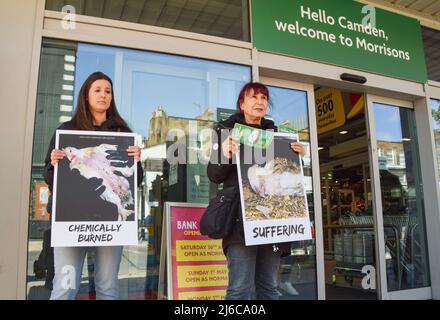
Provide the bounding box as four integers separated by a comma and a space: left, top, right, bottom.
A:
27, 39, 78, 300
26, 39, 251, 299
267, 86, 317, 300
422, 27, 440, 82
430, 99, 440, 182
373, 103, 430, 291
45, 0, 250, 42
317, 89, 376, 299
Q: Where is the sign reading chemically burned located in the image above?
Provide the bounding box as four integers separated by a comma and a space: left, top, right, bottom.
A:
51, 130, 138, 247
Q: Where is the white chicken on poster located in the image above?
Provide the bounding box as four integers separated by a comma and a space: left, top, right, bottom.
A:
51, 130, 138, 247
236, 131, 312, 246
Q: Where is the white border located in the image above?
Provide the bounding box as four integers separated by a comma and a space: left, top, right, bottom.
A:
51, 129, 138, 247
236, 132, 312, 246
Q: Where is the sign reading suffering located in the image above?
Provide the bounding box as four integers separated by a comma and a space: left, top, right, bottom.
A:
51, 130, 138, 247
165, 203, 228, 300
252, 0, 427, 83
234, 125, 312, 246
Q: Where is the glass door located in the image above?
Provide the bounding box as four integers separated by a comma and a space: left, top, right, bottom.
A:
366, 95, 431, 299
261, 77, 324, 300
316, 87, 377, 300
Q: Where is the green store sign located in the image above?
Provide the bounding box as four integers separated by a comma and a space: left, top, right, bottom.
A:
251, 0, 428, 83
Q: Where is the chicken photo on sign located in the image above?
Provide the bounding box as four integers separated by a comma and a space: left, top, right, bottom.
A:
235, 128, 312, 246
51, 130, 138, 247
63, 144, 135, 221
54, 131, 136, 222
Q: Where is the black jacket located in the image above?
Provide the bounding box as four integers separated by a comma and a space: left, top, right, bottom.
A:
207, 112, 291, 256
43, 117, 144, 216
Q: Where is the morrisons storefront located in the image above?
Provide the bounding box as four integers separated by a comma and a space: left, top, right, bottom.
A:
1, 0, 440, 300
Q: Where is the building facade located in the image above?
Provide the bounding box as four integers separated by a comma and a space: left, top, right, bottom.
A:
1, 0, 440, 300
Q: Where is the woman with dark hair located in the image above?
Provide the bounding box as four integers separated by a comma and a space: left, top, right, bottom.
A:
43, 71, 143, 300
207, 82, 304, 300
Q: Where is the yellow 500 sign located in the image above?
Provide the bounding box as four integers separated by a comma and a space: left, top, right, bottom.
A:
315, 88, 346, 134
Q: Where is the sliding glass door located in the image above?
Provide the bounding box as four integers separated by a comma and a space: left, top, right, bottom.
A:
366, 95, 431, 299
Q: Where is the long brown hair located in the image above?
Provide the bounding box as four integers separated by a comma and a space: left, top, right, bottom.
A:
70, 72, 130, 131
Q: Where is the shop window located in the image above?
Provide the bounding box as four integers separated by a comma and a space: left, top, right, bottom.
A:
26, 39, 78, 300
431, 98, 440, 182
26, 38, 250, 300
267, 85, 317, 300
45, 0, 250, 42
373, 103, 431, 291
386, 149, 395, 166
378, 148, 384, 157
399, 151, 405, 167
422, 27, 440, 82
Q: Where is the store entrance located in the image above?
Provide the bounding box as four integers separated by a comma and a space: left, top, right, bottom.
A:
316, 87, 377, 299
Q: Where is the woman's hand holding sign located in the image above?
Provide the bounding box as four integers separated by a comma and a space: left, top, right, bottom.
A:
290, 142, 305, 158
51, 149, 66, 166
222, 135, 239, 160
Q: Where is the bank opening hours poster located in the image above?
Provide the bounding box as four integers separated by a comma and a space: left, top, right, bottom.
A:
165, 203, 228, 300
51, 130, 138, 247
233, 124, 312, 246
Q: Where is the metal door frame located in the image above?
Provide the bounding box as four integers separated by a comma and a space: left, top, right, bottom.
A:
365, 94, 432, 300
260, 76, 325, 300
